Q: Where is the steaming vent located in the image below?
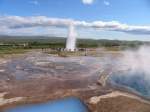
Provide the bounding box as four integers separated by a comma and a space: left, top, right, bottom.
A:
109, 46, 150, 98
66, 24, 77, 51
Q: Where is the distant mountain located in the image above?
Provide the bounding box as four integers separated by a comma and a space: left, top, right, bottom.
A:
0, 35, 66, 39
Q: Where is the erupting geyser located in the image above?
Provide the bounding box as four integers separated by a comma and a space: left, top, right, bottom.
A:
66, 24, 77, 51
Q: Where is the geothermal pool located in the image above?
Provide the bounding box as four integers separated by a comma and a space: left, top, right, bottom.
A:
110, 70, 150, 98
4, 97, 88, 112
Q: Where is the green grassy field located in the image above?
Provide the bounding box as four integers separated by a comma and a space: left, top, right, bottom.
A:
0, 36, 149, 55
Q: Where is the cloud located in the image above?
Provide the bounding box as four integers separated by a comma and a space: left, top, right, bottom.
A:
0, 15, 150, 35
75, 21, 150, 35
29, 0, 39, 5
104, 0, 110, 6
82, 0, 94, 5
0, 16, 72, 28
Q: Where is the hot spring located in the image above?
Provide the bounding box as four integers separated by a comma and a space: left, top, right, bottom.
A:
109, 46, 150, 99
109, 70, 150, 98
4, 97, 89, 112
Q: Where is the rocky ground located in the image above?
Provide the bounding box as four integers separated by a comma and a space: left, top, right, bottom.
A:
0, 50, 150, 112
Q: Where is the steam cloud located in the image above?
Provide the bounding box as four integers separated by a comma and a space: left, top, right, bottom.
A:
111, 46, 150, 97
121, 46, 150, 75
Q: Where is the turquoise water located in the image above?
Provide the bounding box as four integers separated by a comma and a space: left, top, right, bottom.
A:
5, 97, 89, 112
110, 70, 150, 98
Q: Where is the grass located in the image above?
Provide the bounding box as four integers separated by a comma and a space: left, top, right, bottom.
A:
0, 47, 29, 58
0, 48, 27, 54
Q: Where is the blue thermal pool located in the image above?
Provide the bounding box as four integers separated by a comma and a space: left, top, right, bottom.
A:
109, 70, 150, 98
4, 97, 89, 112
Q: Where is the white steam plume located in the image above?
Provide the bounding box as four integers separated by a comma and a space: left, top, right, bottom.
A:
121, 46, 150, 77
66, 23, 77, 51
111, 46, 150, 97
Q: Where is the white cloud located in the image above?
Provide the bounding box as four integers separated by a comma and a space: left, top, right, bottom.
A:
82, 0, 94, 5
29, 0, 39, 5
104, 0, 110, 6
0, 15, 150, 35
75, 21, 150, 35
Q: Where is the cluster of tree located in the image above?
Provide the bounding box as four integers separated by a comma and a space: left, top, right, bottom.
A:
0, 36, 149, 50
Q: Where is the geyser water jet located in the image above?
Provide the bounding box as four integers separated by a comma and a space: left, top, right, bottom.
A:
66, 24, 77, 51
